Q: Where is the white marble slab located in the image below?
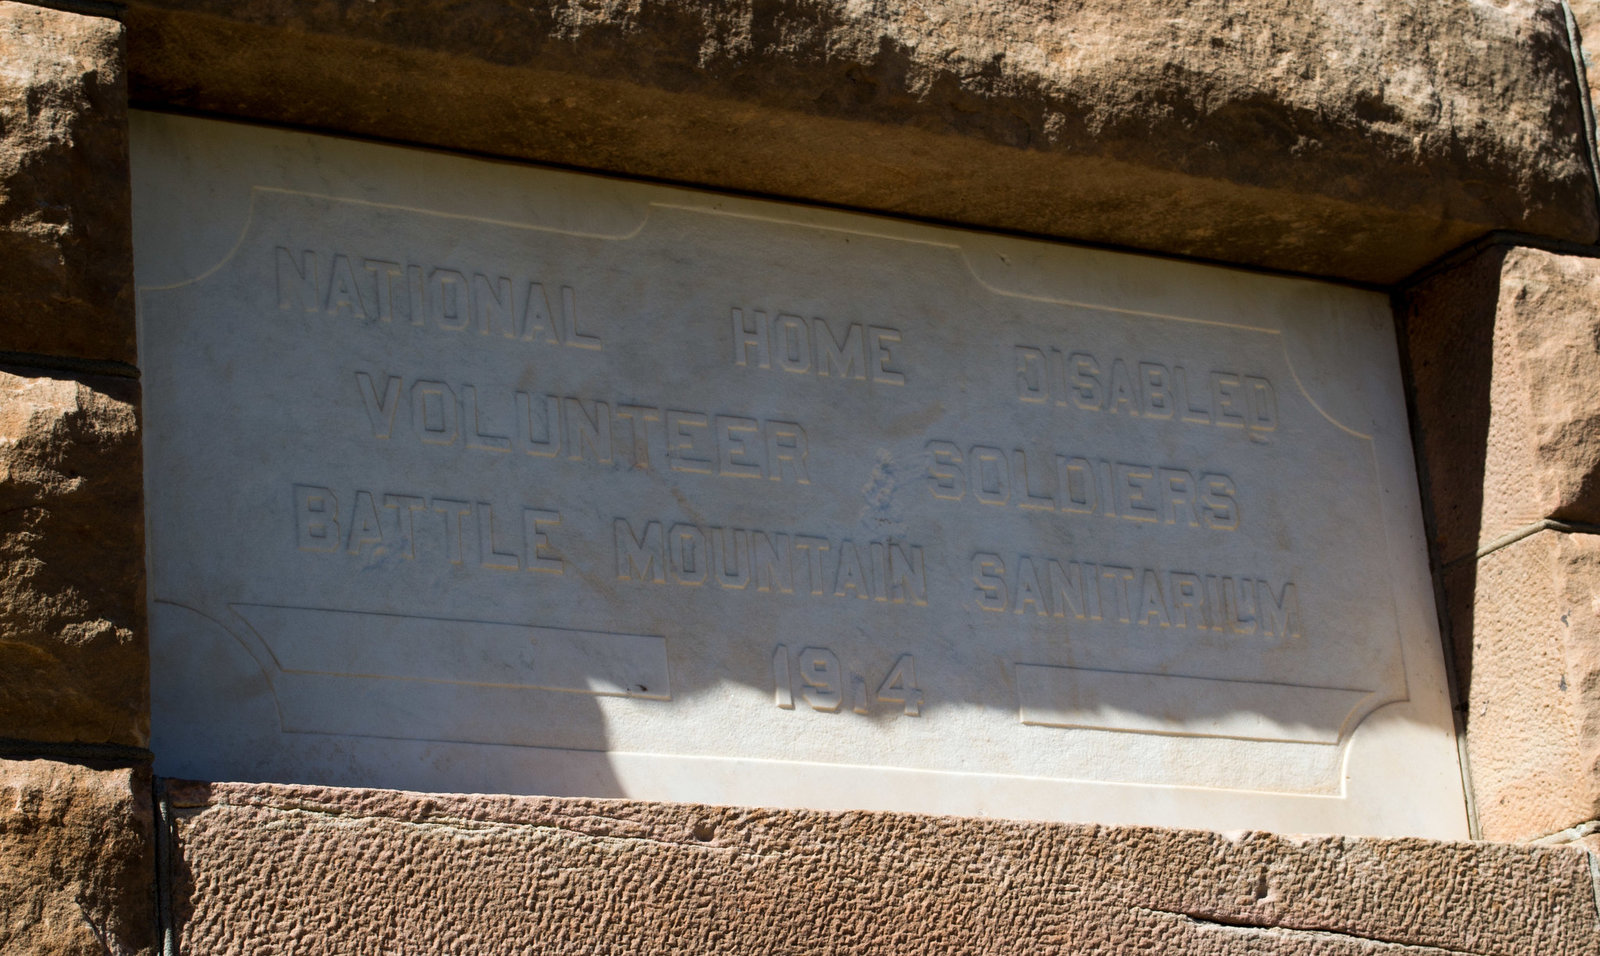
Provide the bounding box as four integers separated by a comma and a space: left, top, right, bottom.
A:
131, 112, 1468, 837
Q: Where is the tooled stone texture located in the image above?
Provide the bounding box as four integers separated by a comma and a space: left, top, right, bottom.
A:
166, 781, 1600, 955
124, 0, 1597, 282
1444, 530, 1600, 842
0, 369, 145, 747
0, 3, 133, 363
1405, 247, 1600, 564
0, 758, 154, 956
1493, 251, 1600, 532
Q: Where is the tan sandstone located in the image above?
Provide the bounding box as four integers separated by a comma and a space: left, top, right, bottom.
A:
165, 780, 1600, 955
122, 0, 1598, 284
1442, 529, 1600, 843
0, 758, 154, 956
1405, 246, 1600, 565
0, 368, 145, 747
0, 3, 133, 365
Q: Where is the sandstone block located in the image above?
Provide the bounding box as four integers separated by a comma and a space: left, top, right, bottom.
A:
1405, 246, 1600, 564
0, 3, 133, 364
1442, 529, 1600, 842
122, 0, 1597, 283
0, 758, 154, 956
0, 367, 145, 747
166, 780, 1600, 955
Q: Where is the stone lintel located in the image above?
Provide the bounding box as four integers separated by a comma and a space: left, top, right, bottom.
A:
165, 779, 1600, 955
120, 0, 1600, 285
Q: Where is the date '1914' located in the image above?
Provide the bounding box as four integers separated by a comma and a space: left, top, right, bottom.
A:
772, 645, 923, 716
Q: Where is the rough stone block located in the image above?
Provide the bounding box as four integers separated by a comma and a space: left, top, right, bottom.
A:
1405, 246, 1600, 565
122, 0, 1598, 284
0, 367, 146, 747
165, 781, 1600, 955
0, 758, 154, 956
1442, 529, 1600, 842
0, 2, 134, 365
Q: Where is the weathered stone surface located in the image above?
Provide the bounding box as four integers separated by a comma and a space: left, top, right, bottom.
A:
1442, 530, 1600, 842
122, 0, 1597, 284
0, 758, 154, 956
0, 3, 134, 364
1404, 246, 1600, 565
0, 368, 146, 747
166, 780, 1600, 955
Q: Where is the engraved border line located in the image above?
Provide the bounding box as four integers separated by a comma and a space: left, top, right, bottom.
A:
257, 187, 652, 241
136, 185, 652, 294
957, 251, 1285, 333
152, 599, 292, 733
136, 188, 260, 292
646, 201, 965, 250
227, 603, 669, 697
270, 726, 612, 754
597, 749, 1353, 801
651, 199, 1284, 333
1277, 343, 1373, 440
1012, 663, 1382, 752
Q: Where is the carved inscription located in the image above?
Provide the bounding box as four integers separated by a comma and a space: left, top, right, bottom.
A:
1015, 345, 1276, 431
277, 247, 603, 348
614, 518, 928, 605
731, 308, 906, 384
972, 552, 1301, 637
925, 442, 1238, 530
134, 115, 1468, 834
355, 370, 811, 483
287, 288, 1303, 669
772, 645, 923, 716
292, 484, 564, 573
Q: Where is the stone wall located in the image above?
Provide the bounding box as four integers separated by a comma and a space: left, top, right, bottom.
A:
1404, 244, 1600, 843
0, 5, 153, 954
3, 1, 1600, 952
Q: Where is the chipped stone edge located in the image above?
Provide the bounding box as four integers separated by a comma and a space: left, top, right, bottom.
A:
12, 1, 125, 20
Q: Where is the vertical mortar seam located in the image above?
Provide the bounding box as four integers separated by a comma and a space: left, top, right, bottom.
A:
1390, 289, 1482, 840
152, 777, 176, 956
1561, 0, 1600, 238
1588, 848, 1600, 930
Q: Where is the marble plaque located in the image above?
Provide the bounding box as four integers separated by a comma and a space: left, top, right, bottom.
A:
132, 112, 1467, 837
